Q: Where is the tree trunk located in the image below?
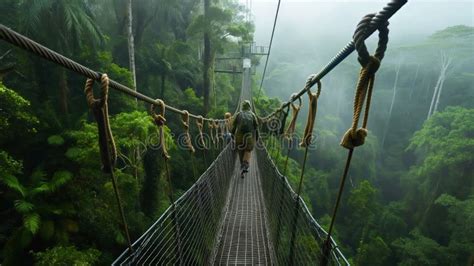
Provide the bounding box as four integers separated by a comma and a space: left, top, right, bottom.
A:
127, 0, 137, 98
433, 56, 452, 113
58, 68, 69, 114
381, 62, 401, 150
203, 0, 211, 114
427, 53, 451, 119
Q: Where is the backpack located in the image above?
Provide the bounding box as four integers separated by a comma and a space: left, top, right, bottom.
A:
237, 111, 256, 134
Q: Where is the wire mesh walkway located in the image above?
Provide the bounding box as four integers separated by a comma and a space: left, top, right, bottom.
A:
214, 151, 274, 265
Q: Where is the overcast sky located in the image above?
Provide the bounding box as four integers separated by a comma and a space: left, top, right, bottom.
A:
238, 0, 474, 47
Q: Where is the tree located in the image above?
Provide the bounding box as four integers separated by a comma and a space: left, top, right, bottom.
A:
126, 0, 137, 97
1, 167, 75, 265
34, 246, 100, 266
406, 107, 474, 207
203, 0, 212, 114
427, 52, 452, 119
19, 0, 103, 114
392, 229, 449, 265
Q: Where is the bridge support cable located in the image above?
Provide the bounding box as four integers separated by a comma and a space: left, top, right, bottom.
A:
255, 0, 282, 107
0, 24, 225, 123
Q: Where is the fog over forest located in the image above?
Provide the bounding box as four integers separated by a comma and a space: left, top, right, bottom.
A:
0, 0, 473, 265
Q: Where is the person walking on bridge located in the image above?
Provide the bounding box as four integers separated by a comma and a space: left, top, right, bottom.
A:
231, 100, 259, 178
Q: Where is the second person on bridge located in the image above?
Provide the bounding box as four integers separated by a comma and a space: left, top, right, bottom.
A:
231, 100, 259, 178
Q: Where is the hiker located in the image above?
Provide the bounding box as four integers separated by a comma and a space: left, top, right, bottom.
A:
223, 112, 233, 144
231, 100, 259, 178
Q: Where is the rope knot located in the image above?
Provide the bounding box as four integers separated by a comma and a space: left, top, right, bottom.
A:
150, 99, 170, 159
299, 81, 321, 147
151, 99, 166, 127
353, 13, 389, 67
365, 56, 381, 76
83, 73, 117, 173
181, 110, 195, 153
284, 93, 302, 139
195, 116, 207, 149
340, 127, 368, 150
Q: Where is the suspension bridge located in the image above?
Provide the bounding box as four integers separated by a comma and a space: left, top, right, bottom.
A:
0, 0, 407, 264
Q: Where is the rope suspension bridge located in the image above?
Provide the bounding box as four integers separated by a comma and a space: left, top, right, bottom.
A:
0, 0, 407, 264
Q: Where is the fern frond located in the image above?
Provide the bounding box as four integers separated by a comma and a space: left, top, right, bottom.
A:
14, 200, 34, 214
23, 213, 40, 235
1, 174, 26, 197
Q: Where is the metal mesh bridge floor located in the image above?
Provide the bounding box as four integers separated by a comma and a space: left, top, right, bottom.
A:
214, 152, 274, 265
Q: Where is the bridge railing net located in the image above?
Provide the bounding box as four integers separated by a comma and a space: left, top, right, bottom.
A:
256, 145, 349, 265
113, 144, 236, 265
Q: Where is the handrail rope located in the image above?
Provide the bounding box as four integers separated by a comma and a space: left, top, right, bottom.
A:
299, 80, 321, 149
208, 120, 216, 159
84, 74, 133, 252
195, 115, 207, 150
213, 120, 220, 149
150, 100, 183, 263
181, 110, 196, 154
258, 0, 407, 120
195, 115, 209, 166
269, 108, 288, 211
284, 94, 301, 138
282, 93, 302, 175
255, 0, 282, 111
322, 12, 388, 266
181, 110, 199, 180
0, 24, 226, 123
288, 80, 322, 265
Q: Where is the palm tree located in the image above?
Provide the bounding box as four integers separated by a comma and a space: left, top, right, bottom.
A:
19, 0, 103, 114
1, 169, 75, 264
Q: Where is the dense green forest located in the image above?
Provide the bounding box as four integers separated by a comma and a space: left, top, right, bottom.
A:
0, 0, 473, 265
264, 24, 474, 265
0, 0, 256, 264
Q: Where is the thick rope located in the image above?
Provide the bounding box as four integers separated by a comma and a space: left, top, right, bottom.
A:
84, 74, 132, 252
208, 120, 215, 146
181, 110, 196, 154
322, 13, 389, 266
150, 100, 183, 262
340, 12, 387, 149
151, 99, 170, 159
284, 94, 302, 139
339, 57, 380, 149
182, 111, 199, 180
299, 80, 321, 148
214, 120, 220, 149
289, 79, 323, 265
85, 74, 117, 170
254, 0, 406, 120
196, 115, 207, 150
278, 105, 290, 136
